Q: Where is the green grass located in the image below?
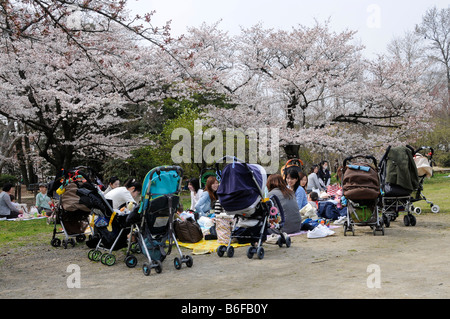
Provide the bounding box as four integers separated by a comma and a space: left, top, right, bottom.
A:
0, 218, 51, 251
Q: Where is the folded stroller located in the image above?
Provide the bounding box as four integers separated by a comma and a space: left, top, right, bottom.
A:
341, 155, 383, 236
379, 145, 420, 226
125, 165, 192, 276
49, 167, 99, 248
215, 156, 290, 260
411, 146, 440, 214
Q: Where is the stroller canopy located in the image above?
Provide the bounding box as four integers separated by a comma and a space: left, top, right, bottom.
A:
139, 166, 183, 213
217, 162, 266, 213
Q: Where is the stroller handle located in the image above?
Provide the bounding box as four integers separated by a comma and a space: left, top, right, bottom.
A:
414, 146, 434, 157
285, 158, 304, 167
343, 155, 377, 168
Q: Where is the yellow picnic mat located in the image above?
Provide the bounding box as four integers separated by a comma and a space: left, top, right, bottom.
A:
177, 239, 250, 255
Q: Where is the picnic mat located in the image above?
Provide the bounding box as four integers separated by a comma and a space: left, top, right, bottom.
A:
177, 239, 250, 255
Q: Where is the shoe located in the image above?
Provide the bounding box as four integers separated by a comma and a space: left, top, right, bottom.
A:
307, 225, 335, 239
266, 233, 280, 244
317, 224, 335, 236
334, 216, 346, 225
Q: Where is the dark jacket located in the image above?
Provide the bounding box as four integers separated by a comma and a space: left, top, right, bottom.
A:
385, 146, 419, 191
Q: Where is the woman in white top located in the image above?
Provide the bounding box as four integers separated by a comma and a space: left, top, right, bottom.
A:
105, 179, 141, 211
188, 178, 203, 211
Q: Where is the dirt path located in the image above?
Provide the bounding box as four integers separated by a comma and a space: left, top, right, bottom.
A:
1, 212, 450, 299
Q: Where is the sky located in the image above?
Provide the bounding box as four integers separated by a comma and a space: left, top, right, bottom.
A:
126, 0, 449, 58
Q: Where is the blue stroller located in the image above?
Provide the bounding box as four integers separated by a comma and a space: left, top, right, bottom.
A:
215, 156, 290, 260
124, 165, 192, 276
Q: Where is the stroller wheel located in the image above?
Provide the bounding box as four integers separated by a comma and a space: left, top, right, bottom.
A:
153, 260, 162, 273
256, 247, 265, 260
125, 255, 138, 268
409, 214, 417, 226
285, 236, 291, 248
217, 245, 227, 257
226, 246, 234, 258
142, 262, 151, 276
247, 246, 256, 259
62, 239, 68, 249
174, 257, 182, 270
76, 235, 86, 243
91, 250, 102, 262
383, 215, 390, 228
185, 255, 193, 268
431, 205, 440, 214
104, 254, 116, 266
51, 238, 61, 247
88, 249, 94, 260
404, 215, 411, 226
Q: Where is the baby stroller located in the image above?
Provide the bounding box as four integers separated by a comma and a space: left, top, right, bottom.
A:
280, 158, 304, 179
84, 186, 131, 267
379, 145, 420, 226
411, 146, 440, 214
49, 167, 99, 248
124, 165, 192, 276
341, 155, 383, 236
215, 156, 290, 260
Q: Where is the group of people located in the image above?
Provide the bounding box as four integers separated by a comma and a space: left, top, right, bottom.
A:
0, 174, 142, 220
0, 160, 337, 238
185, 161, 335, 236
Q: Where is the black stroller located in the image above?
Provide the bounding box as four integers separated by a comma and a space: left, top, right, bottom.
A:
215, 156, 290, 260
379, 145, 420, 226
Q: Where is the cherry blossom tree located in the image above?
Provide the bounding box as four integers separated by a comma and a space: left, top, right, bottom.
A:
174, 21, 437, 160
0, 1, 180, 171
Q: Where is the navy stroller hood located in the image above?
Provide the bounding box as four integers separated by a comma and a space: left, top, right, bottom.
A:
217, 162, 266, 213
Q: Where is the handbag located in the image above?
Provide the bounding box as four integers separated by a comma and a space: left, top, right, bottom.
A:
174, 217, 203, 243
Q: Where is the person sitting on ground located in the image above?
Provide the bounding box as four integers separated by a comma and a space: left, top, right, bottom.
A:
194, 176, 219, 217
318, 160, 331, 189
0, 183, 23, 219
188, 178, 204, 211
36, 183, 52, 216
105, 178, 141, 212
285, 169, 308, 209
267, 174, 302, 234
103, 176, 120, 195
307, 165, 323, 193
285, 168, 308, 210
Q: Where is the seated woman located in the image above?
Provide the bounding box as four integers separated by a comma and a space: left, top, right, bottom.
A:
194, 176, 219, 217
0, 183, 23, 219
284, 168, 308, 210
266, 174, 302, 234
188, 178, 204, 211
307, 165, 323, 193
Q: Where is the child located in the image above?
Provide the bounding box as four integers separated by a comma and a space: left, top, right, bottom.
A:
36, 183, 52, 216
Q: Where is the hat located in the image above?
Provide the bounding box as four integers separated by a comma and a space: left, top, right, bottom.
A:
39, 183, 47, 188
